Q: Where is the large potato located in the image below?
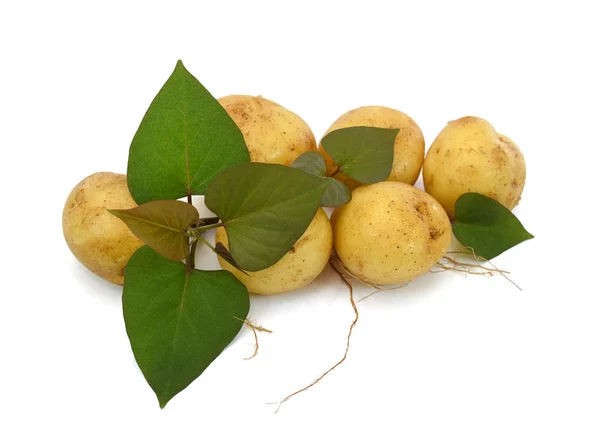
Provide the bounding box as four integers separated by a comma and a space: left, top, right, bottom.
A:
332, 182, 451, 285
63, 172, 143, 285
215, 208, 332, 295
318, 106, 425, 189
423, 116, 526, 218
218, 95, 316, 166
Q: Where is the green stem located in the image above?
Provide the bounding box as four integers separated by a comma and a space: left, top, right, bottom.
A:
197, 221, 224, 232
188, 238, 199, 271
185, 221, 224, 239
196, 236, 216, 252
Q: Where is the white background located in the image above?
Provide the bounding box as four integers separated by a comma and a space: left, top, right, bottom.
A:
1, 1, 599, 445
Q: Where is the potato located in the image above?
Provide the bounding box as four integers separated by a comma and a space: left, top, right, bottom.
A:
218, 95, 317, 166
62, 172, 144, 285
423, 116, 526, 219
331, 182, 451, 285
318, 106, 425, 189
215, 208, 332, 295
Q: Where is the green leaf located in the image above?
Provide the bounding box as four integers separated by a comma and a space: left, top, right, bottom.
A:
205, 163, 329, 271
123, 246, 249, 408
322, 178, 351, 207
452, 193, 534, 260
321, 126, 399, 184
108, 200, 198, 261
290, 151, 327, 177
127, 60, 250, 204
290, 151, 351, 207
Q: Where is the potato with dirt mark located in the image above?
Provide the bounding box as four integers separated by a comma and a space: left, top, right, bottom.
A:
215, 208, 332, 295
62, 172, 144, 285
218, 95, 317, 166
331, 182, 451, 285
423, 116, 526, 219
318, 106, 425, 189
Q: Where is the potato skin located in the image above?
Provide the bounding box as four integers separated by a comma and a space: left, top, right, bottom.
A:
318, 106, 425, 189
332, 182, 451, 285
62, 172, 143, 285
215, 208, 332, 295
218, 95, 317, 166
423, 116, 526, 219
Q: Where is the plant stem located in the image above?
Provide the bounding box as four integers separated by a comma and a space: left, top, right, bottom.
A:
197, 221, 223, 232
187, 194, 192, 205
185, 221, 224, 239
196, 236, 216, 252
188, 238, 199, 271
330, 167, 342, 177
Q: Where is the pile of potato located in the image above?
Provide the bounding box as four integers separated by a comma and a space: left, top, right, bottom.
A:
63, 94, 526, 292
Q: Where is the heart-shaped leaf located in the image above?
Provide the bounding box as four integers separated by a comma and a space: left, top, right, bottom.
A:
452, 193, 534, 260
108, 200, 198, 261
205, 163, 329, 271
291, 151, 351, 207
322, 178, 351, 207
123, 246, 249, 408
321, 126, 399, 184
127, 60, 250, 204
290, 151, 327, 177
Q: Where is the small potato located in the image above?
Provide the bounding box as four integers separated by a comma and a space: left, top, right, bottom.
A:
215, 208, 332, 295
218, 95, 317, 166
63, 172, 144, 285
423, 116, 526, 218
318, 106, 425, 189
332, 182, 451, 285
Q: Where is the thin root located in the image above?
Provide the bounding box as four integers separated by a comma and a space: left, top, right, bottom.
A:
357, 283, 409, 302
234, 317, 272, 361
441, 256, 510, 274
270, 259, 359, 413
329, 255, 384, 290
431, 247, 522, 291
245, 325, 260, 360
433, 261, 495, 276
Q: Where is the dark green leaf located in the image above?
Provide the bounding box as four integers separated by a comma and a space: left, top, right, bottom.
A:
123, 246, 249, 408
108, 200, 198, 261
127, 60, 250, 204
205, 163, 329, 271
290, 151, 327, 177
321, 126, 399, 183
290, 152, 351, 207
322, 178, 351, 207
452, 193, 534, 260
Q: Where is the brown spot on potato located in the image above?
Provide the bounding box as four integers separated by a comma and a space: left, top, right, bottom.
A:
492, 146, 508, 167
429, 228, 443, 240
427, 174, 435, 188
414, 202, 426, 213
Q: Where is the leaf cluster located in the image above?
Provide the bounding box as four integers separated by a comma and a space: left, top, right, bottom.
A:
113, 60, 533, 407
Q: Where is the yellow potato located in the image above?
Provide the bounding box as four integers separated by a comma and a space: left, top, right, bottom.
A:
218, 95, 316, 166
332, 182, 451, 285
215, 208, 332, 295
62, 172, 144, 285
318, 106, 425, 189
423, 116, 526, 218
